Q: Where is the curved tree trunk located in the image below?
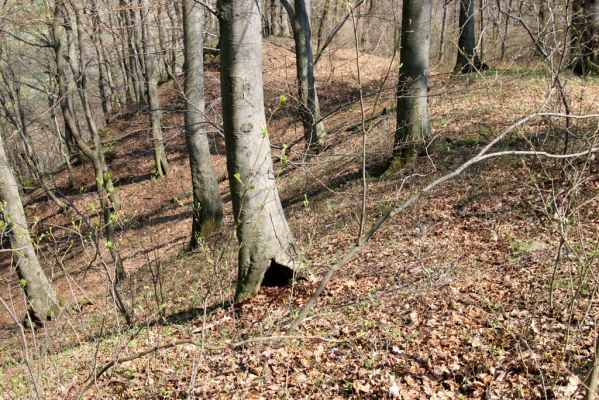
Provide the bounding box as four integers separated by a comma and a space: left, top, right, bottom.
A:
218, 0, 302, 302
183, 0, 224, 247
389, 0, 432, 170
455, 0, 487, 73
282, 0, 327, 154
0, 133, 61, 322
140, 0, 169, 177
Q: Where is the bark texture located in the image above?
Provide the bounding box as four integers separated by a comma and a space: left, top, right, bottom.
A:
390, 0, 432, 169
218, 0, 301, 301
0, 133, 61, 322
183, 0, 224, 247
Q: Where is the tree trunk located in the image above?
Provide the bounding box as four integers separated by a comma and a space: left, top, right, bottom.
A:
140, 0, 170, 177
182, 0, 224, 247
455, 0, 487, 73
315, 0, 331, 51
389, 0, 432, 170
571, 0, 599, 75
479, 0, 485, 60
166, 2, 179, 76
0, 133, 61, 323
438, 0, 449, 63
218, 0, 302, 301
500, 0, 513, 61
283, 0, 327, 154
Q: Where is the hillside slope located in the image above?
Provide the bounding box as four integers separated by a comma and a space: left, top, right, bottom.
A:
0, 42, 598, 399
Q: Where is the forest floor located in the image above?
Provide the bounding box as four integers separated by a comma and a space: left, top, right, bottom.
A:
0, 40, 598, 399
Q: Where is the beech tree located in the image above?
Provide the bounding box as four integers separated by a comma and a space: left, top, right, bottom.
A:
183, 0, 224, 247
282, 0, 327, 153
0, 132, 61, 323
218, 0, 301, 301
455, 0, 487, 73
389, 0, 432, 169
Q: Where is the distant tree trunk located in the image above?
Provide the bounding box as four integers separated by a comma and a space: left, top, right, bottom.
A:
570, 0, 599, 75
166, 2, 179, 76
112, 8, 136, 105
500, 0, 513, 61
0, 132, 61, 323
140, 0, 170, 177
183, 0, 224, 247
156, 1, 171, 79
282, 0, 327, 154
315, 0, 331, 51
360, 0, 376, 49
455, 0, 487, 73
89, 0, 111, 125
120, 0, 145, 104
438, 0, 449, 63
479, 0, 485, 60
389, 0, 432, 170
218, 0, 302, 301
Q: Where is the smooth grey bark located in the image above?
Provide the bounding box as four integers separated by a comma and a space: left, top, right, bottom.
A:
218, 0, 301, 301
390, 0, 432, 169
455, 0, 487, 73
282, 0, 327, 153
0, 133, 61, 322
183, 0, 224, 247
140, 0, 169, 177
571, 0, 599, 75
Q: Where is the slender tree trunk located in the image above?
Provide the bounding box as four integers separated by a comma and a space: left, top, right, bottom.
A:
140, 0, 169, 177
315, 0, 331, 51
0, 133, 61, 322
90, 0, 111, 125
438, 0, 449, 63
183, 0, 224, 247
479, 0, 485, 60
500, 0, 513, 61
218, 0, 302, 301
283, 0, 327, 154
157, 1, 171, 78
113, 8, 136, 105
389, 0, 432, 170
166, 2, 179, 76
360, 0, 376, 49
455, 0, 487, 73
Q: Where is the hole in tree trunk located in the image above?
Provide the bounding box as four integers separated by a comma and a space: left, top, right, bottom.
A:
262, 259, 294, 287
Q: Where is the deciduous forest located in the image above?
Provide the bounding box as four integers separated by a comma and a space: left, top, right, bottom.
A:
0, 0, 598, 398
